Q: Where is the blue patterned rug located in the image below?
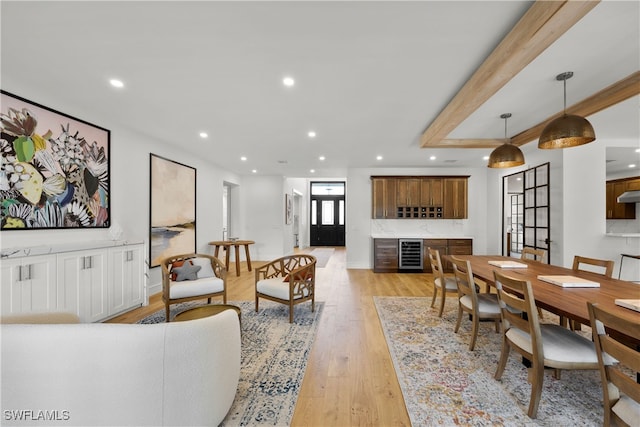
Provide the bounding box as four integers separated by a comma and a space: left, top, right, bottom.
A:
139, 300, 323, 426
374, 296, 604, 427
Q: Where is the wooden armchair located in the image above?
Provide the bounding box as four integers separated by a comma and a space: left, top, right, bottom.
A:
255, 254, 317, 323
161, 253, 227, 322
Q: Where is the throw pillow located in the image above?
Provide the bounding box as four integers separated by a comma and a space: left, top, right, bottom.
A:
191, 257, 215, 279
173, 263, 201, 281
170, 260, 190, 281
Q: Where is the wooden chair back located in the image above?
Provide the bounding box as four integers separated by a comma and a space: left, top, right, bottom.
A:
493, 270, 542, 359
521, 247, 546, 263
573, 255, 614, 278
427, 247, 445, 282
450, 256, 478, 306
588, 302, 640, 426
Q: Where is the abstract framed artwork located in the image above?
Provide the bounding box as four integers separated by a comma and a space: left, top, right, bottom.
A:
285, 193, 292, 225
0, 90, 110, 230
149, 153, 196, 267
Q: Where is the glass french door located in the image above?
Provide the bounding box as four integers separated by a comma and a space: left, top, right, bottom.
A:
502, 162, 550, 262
523, 163, 550, 261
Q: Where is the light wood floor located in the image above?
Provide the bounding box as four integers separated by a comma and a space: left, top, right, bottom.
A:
108, 247, 442, 426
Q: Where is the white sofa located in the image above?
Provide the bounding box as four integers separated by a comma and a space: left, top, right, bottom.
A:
1, 310, 240, 426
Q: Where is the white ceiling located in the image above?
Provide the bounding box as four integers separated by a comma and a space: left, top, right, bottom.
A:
2, 1, 638, 177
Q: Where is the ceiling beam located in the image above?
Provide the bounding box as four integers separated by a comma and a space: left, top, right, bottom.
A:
420, 0, 599, 148
510, 71, 640, 146
432, 139, 506, 149
440, 72, 640, 148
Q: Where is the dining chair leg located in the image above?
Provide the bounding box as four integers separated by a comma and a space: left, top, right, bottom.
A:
494, 338, 510, 380
469, 315, 479, 351
430, 286, 438, 308
527, 362, 544, 418
454, 304, 463, 333
438, 292, 446, 317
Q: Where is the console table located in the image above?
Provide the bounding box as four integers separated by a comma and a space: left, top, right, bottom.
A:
208, 240, 255, 276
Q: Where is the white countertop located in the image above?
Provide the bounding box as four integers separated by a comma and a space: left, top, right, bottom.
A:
605, 233, 640, 238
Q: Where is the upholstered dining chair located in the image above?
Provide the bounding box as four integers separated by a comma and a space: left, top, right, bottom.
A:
427, 247, 457, 317
161, 253, 227, 322
493, 270, 608, 419
521, 247, 546, 263
588, 302, 640, 427
255, 254, 317, 323
450, 255, 502, 351
573, 255, 615, 278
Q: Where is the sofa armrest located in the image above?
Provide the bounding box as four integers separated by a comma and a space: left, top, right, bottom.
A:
0, 312, 81, 324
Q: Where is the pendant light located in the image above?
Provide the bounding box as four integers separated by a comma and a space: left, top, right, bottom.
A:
538, 71, 595, 149
488, 113, 525, 168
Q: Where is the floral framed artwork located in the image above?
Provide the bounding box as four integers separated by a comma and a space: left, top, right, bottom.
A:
149, 154, 196, 267
0, 90, 110, 230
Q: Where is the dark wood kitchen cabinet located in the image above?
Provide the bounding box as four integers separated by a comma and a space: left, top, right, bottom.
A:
374, 238, 472, 273
371, 176, 468, 219
372, 178, 397, 219
423, 238, 472, 273
606, 176, 638, 219
373, 238, 399, 272
443, 178, 468, 219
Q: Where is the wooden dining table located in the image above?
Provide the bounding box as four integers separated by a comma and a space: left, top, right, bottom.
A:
208, 240, 255, 276
447, 255, 640, 343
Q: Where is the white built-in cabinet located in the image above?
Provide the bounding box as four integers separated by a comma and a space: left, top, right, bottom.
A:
1, 242, 146, 322
1, 254, 58, 314
108, 245, 145, 316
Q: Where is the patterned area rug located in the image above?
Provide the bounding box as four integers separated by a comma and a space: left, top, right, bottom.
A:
374, 296, 604, 427
310, 247, 334, 268
139, 300, 323, 426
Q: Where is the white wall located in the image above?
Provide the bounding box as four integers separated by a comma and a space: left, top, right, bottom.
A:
562, 138, 640, 280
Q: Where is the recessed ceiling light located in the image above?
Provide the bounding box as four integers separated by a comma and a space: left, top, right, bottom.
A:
109, 79, 124, 88
199, 132, 208, 139
283, 76, 295, 87
483, 155, 490, 160
430, 155, 436, 161
310, 169, 315, 173
636, 148, 640, 153
516, 177, 522, 181
252, 169, 257, 174
319, 156, 325, 161
376, 155, 383, 161
241, 156, 247, 161
629, 164, 637, 168
308, 131, 316, 138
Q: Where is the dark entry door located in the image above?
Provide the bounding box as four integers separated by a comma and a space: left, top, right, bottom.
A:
309, 182, 345, 246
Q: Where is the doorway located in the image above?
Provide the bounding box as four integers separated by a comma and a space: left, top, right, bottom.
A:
502, 163, 550, 262
309, 181, 345, 246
